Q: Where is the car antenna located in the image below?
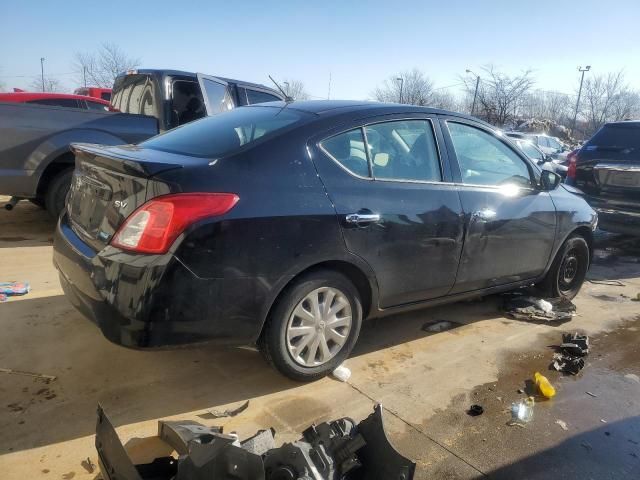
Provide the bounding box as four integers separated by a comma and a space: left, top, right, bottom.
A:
268, 75, 294, 102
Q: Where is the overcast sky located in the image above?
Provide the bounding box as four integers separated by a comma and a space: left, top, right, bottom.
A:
2, 0, 639, 99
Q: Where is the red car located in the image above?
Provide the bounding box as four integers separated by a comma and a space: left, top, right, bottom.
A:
0, 92, 110, 111
73, 87, 112, 101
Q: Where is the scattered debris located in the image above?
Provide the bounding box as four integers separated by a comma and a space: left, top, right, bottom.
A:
509, 397, 535, 425
80, 457, 95, 474
552, 353, 585, 375
502, 293, 575, 323
624, 373, 640, 384
551, 333, 590, 375
587, 279, 625, 286
0, 368, 56, 382
332, 364, 352, 382
97, 403, 416, 480
586, 391, 598, 398
197, 400, 249, 420
534, 372, 556, 398
467, 405, 484, 417
517, 389, 525, 394
421, 320, 457, 333
0, 281, 30, 301
601, 419, 608, 423
555, 420, 569, 431
561, 333, 589, 356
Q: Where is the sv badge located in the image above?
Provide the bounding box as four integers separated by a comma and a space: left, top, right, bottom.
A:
114, 200, 128, 209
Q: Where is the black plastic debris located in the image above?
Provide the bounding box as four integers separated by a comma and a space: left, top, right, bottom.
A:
502, 293, 575, 323
552, 332, 590, 375
95, 403, 415, 480
561, 333, 589, 356
467, 405, 484, 416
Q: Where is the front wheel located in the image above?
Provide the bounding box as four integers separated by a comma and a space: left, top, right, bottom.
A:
259, 270, 363, 382
537, 234, 589, 300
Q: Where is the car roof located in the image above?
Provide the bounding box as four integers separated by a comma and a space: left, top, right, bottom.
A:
604, 120, 640, 127
115, 69, 276, 92
0, 92, 110, 103
250, 100, 488, 123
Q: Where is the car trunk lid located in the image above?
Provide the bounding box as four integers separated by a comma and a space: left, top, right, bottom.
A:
67, 143, 196, 251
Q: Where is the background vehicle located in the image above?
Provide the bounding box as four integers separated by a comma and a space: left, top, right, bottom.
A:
0, 102, 156, 216
53, 101, 597, 381
0, 92, 110, 110
513, 138, 568, 178
110, 69, 286, 132
74, 87, 112, 101
568, 120, 640, 235
0, 69, 285, 217
506, 132, 567, 159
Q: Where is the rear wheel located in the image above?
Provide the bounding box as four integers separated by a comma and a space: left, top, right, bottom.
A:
537, 234, 589, 300
259, 270, 362, 381
44, 168, 73, 219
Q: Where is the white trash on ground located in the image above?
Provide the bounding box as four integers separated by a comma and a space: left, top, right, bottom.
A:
332, 364, 351, 382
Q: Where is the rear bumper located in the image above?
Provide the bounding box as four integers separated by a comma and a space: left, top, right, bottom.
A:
594, 207, 640, 236
53, 213, 277, 348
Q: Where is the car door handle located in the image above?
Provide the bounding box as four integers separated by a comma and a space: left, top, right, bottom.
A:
345, 212, 381, 225
471, 208, 497, 221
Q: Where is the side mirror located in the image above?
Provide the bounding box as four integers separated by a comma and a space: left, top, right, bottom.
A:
540, 170, 562, 191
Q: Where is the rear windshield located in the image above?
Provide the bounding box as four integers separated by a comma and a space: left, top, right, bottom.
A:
141, 106, 308, 157
585, 123, 640, 150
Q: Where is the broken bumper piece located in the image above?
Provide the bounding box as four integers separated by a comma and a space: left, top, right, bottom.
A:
95, 403, 415, 480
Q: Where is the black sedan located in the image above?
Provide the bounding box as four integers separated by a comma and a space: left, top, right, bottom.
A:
53, 101, 597, 380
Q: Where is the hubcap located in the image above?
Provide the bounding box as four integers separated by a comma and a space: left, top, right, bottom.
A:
286, 287, 352, 367
560, 250, 580, 290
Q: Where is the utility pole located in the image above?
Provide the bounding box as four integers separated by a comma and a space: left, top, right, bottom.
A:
40, 57, 45, 92
572, 65, 591, 136
466, 69, 480, 116
396, 77, 404, 103
83, 66, 87, 88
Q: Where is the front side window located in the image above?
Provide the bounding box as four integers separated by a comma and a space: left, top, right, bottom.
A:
201, 78, 233, 114
365, 120, 441, 182
448, 122, 532, 187
320, 129, 369, 177
172, 80, 206, 125
85, 101, 109, 111
517, 140, 544, 161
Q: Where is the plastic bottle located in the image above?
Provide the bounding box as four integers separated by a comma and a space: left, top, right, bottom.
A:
534, 372, 556, 398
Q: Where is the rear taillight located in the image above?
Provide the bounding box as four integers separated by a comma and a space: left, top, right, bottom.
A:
567, 154, 578, 180
111, 193, 239, 254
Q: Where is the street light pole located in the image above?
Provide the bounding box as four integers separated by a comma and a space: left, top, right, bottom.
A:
40, 57, 45, 92
572, 65, 591, 136
83, 66, 87, 88
466, 69, 480, 116
396, 77, 404, 103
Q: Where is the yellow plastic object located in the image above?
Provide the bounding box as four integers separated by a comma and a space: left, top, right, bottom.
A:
534, 372, 556, 398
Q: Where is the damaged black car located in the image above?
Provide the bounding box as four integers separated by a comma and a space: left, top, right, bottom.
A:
53, 101, 597, 380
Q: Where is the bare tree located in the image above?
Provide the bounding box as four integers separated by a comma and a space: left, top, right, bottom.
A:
462, 65, 535, 126
430, 90, 460, 111
29, 76, 64, 92
282, 79, 310, 100
580, 71, 640, 133
374, 69, 434, 105
73, 43, 140, 88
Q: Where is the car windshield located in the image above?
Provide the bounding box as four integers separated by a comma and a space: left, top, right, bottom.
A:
517, 141, 544, 160
141, 106, 309, 157
586, 123, 640, 150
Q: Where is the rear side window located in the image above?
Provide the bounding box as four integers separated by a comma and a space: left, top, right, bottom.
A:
365, 120, 441, 182
448, 122, 532, 187
320, 129, 369, 177
141, 106, 308, 157
246, 89, 281, 105
27, 98, 81, 108
172, 80, 206, 126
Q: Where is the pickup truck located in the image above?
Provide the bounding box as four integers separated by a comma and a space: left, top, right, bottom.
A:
0, 69, 285, 217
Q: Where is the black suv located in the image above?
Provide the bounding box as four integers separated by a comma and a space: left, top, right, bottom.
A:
53, 101, 597, 380
567, 121, 640, 235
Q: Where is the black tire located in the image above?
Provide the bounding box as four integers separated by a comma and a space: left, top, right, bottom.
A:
44, 168, 73, 219
536, 234, 589, 300
259, 270, 363, 382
